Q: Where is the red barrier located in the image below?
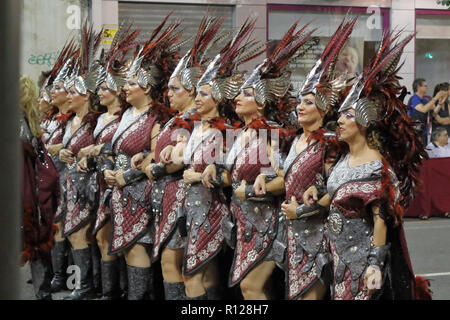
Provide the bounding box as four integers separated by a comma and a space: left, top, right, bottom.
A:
405, 157, 450, 218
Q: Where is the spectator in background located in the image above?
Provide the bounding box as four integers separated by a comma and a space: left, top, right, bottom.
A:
410, 78, 447, 145
426, 126, 450, 158
432, 82, 450, 135
425, 126, 450, 219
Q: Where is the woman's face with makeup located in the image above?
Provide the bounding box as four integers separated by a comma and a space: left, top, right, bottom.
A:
38, 89, 52, 113
168, 76, 194, 111
67, 85, 88, 112
98, 81, 119, 108
123, 75, 148, 106
50, 81, 68, 106
296, 93, 324, 127
195, 85, 218, 116
234, 87, 260, 117
337, 108, 362, 142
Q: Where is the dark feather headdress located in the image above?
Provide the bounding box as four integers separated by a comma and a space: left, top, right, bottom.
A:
196, 17, 266, 102
241, 20, 316, 106
97, 22, 141, 92
338, 30, 414, 127
126, 12, 182, 90
170, 14, 227, 91
300, 15, 358, 111
72, 21, 103, 95
43, 37, 79, 100
338, 30, 428, 221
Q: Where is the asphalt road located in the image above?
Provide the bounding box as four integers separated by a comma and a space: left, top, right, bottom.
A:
18, 217, 450, 300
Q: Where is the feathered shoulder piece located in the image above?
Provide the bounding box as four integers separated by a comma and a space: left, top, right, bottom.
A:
56, 112, 74, 127
241, 20, 316, 106
170, 14, 227, 91
73, 20, 103, 95
148, 100, 178, 126
196, 17, 266, 102
338, 30, 414, 126
97, 21, 141, 91
300, 15, 358, 111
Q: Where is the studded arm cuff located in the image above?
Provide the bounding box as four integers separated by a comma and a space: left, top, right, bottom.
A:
244, 183, 274, 201
313, 184, 328, 199
99, 158, 115, 173
122, 168, 146, 185
100, 142, 114, 156
367, 243, 391, 269
142, 149, 151, 158
296, 203, 326, 219
245, 184, 256, 199
208, 164, 224, 188
264, 172, 278, 183
150, 162, 167, 180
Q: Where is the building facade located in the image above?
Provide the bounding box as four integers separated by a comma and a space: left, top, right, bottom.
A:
22, 0, 450, 100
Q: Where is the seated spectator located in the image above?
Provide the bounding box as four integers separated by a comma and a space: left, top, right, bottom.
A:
426, 127, 450, 158
432, 82, 450, 135
410, 78, 447, 145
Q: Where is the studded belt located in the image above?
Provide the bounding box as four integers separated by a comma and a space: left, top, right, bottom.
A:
66, 159, 77, 170
115, 152, 131, 170
328, 207, 344, 235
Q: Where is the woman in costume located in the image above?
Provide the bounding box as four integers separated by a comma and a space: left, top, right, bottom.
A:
20, 75, 59, 300
58, 23, 102, 300
45, 41, 79, 293
131, 15, 225, 300
201, 21, 313, 300
76, 24, 140, 300
302, 31, 432, 300
106, 16, 179, 300
277, 17, 357, 300
163, 19, 258, 300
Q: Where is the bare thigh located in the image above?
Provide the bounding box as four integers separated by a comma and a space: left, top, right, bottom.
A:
161, 248, 184, 282
68, 222, 91, 250
124, 243, 151, 268
96, 220, 115, 261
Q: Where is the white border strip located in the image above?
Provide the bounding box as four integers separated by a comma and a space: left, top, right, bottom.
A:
417, 272, 450, 277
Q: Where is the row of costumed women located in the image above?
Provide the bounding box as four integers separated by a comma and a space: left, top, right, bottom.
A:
30, 12, 433, 300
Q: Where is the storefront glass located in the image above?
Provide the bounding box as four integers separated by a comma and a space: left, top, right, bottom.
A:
267, 5, 389, 93
415, 11, 450, 96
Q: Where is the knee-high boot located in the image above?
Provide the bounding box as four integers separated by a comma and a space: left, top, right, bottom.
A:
50, 240, 67, 292
90, 243, 102, 297
30, 258, 53, 300
63, 247, 95, 300
118, 256, 128, 299
163, 281, 186, 300
127, 265, 150, 300
100, 259, 120, 300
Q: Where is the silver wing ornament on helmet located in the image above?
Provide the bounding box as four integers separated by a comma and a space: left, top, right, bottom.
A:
180, 67, 203, 91
338, 74, 379, 127
75, 62, 100, 95
54, 58, 73, 89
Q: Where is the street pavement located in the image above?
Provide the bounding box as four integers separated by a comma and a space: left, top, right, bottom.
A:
18, 217, 450, 300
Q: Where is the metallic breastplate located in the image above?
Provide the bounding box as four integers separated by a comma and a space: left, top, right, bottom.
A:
185, 184, 213, 244
122, 179, 148, 215
327, 154, 382, 198
233, 195, 276, 253
328, 206, 373, 296
288, 216, 325, 272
